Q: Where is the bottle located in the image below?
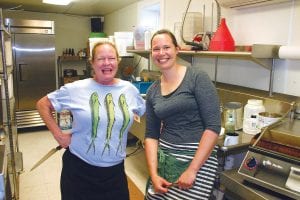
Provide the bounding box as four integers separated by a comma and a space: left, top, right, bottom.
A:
144, 29, 151, 50
68, 48, 72, 56
71, 48, 75, 56
225, 112, 235, 135
59, 110, 72, 134
243, 99, 265, 134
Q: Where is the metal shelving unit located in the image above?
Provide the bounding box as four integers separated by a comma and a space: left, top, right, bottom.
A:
0, 8, 22, 200
127, 44, 280, 96
57, 56, 89, 88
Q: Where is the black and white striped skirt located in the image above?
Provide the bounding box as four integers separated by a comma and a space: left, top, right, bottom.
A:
145, 139, 219, 200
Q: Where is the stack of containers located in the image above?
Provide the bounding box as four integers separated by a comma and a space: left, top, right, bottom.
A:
133, 26, 146, 50
114, 32, 134, 56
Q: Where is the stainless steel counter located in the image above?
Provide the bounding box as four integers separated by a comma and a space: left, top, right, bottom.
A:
216, 131, 252, 172
129, 81, 298, 144
220, 169, 295, 200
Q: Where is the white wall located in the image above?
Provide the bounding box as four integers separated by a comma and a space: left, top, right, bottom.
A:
102, 0, 300, 97
146, 0, 300, 97
217, 1, 300, 97
104, 3, 138, 36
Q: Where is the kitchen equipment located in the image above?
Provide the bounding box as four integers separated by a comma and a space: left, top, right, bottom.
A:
238, 119, 300, 199
209, 18, 235, 51
30, 145, 62, 171
223, 102, 243, 132
181, 0, 218, 50
224, 133, 240, 170
5, 18, 56, 128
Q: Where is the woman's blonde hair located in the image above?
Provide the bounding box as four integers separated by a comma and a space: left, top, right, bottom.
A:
90, 41, 121, 62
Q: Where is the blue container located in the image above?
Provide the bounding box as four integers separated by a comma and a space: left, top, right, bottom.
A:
132, 82, 153, 94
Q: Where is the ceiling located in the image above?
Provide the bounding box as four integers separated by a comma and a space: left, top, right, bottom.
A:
0, 0, 140, 16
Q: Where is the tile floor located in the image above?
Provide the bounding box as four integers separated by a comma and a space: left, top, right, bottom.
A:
17, 127, 148, 200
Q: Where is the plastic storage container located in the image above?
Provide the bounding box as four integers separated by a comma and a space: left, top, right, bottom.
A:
132, 82, 153, 94
133, 26, 146, 50
243, 99, 265, 135
182, 12, 203, 42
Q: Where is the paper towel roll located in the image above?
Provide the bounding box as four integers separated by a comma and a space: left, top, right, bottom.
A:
278, 46, 300, 60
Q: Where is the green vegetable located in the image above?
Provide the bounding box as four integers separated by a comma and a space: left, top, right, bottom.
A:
87, 92, 100, 154
116, 94, 131, 154
102, 93, 115, 156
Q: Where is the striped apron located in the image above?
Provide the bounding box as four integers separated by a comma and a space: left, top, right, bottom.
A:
145, 139, 218, 200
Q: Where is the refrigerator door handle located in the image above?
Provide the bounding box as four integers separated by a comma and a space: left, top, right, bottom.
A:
18, 63, 28, 81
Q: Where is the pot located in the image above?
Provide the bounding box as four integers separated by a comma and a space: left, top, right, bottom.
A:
223, 102, 243, 132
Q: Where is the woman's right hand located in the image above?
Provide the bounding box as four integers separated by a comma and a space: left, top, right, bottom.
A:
151, 175, 172, 194
53, 131, 71, 149
37, 96, 71, 149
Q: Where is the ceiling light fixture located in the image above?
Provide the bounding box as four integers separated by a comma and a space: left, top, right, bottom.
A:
42, 0, 72, 6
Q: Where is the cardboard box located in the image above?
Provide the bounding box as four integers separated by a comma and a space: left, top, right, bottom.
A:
64, 76, 80, 84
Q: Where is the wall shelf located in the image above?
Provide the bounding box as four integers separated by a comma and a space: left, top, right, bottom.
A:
127, 44, 280, 96
127, 44, 280, 69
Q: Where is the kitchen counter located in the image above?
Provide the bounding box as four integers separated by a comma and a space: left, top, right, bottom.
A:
220, 169, 295, 200
129, 81, 298, 143
216, 131, 252, 172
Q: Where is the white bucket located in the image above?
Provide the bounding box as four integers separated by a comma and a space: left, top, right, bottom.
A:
243, 99, 265, 134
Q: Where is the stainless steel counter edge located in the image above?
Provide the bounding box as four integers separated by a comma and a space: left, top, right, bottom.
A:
220, 169, 290, 200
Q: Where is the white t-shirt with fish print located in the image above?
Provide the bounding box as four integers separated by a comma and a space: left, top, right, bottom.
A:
47, 78, 145, 167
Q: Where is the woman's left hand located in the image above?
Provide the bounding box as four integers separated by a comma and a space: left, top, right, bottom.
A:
176, 169, 196, 190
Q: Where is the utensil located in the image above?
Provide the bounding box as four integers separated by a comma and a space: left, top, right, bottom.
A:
30, 145, 62, 171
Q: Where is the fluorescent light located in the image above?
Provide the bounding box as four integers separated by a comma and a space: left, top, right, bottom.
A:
43, 0, 72, 5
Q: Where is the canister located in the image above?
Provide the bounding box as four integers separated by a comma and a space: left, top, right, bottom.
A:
243, 99, 265, 134
223, 102, 243, 132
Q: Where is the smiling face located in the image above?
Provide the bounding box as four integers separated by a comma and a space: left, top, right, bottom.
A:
151, 32, 179, 71
91, 42, 120, 85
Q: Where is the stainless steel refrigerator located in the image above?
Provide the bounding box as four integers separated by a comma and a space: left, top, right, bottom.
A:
5, 19, 56, 128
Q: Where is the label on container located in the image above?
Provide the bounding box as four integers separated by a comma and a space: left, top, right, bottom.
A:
59, 110, 72, 134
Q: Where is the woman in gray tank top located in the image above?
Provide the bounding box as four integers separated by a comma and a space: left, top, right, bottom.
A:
144, 29, 221, 200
